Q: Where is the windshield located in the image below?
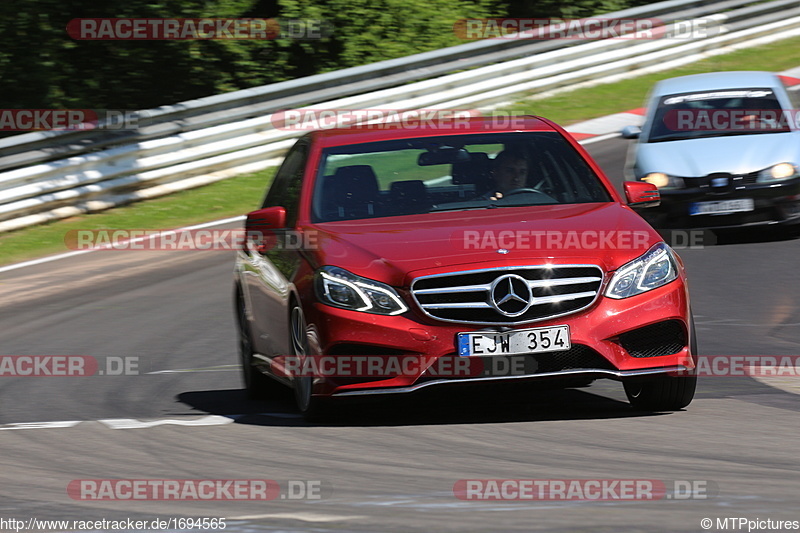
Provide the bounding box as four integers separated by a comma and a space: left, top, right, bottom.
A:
312, 132, 611, 222
646, 87, 790, 142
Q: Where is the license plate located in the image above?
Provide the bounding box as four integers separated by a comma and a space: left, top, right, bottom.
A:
689, 198, 754, 215
458, 325, 570, 357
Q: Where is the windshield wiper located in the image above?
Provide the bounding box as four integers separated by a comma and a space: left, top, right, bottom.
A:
429, 205, 493, 213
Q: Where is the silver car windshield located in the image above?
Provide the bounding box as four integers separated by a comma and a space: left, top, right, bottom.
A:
312, 132, 611, 223
646, 88, 790, 142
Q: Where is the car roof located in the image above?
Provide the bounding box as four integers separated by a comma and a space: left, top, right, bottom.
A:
308, 116, 558, 148
652, 71, 782, 96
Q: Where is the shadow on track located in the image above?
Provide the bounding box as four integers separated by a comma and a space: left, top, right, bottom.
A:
177, 381, 668, 427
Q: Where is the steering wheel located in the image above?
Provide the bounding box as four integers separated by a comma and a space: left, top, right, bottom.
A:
502, 188, 539, 196
501, 188, 557, 202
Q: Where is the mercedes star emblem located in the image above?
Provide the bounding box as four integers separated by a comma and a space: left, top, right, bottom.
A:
490, 274, 532, 317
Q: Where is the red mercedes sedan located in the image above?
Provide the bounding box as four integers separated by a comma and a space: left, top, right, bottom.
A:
234, 116, 697, 420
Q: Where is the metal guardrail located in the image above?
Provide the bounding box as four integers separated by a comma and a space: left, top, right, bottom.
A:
0, 0, 721, 169
1, 0, 799, 232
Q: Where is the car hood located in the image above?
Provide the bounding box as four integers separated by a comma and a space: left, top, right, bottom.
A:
635, 132, 799, 177
308, 203, 662, 287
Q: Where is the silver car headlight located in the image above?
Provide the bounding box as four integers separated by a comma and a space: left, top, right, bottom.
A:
641, 172, 684, 190
605, 242, 680, 299
756, 163, 799, 183
315, 266, 408, 315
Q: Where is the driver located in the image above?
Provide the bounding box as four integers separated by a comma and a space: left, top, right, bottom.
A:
484, 149, 529, 200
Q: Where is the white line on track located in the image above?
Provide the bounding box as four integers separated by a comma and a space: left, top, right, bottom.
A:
0, 420, 82, 431
0, 412, 302, 431
98, 415, 238, 429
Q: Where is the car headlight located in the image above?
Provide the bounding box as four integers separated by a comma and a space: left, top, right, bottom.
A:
757, 163, 799, 183
641, 172, 684, 190
315, 266, 408, 315
605, 242, 680, 299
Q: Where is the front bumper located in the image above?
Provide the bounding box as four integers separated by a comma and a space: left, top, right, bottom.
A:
297, 277, 692, 397
639, 178, 800, 229
331, 365, 689, 397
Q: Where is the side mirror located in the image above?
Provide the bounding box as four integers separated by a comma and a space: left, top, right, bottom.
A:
244, 206, 286, 252
624, 181, 660, 207
620, 125, 641, 139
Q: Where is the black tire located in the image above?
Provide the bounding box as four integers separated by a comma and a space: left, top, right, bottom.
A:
624, 374, 697, 411
236, 292, 283, 400
289, 302, 332, 422
624, 312, 698, 411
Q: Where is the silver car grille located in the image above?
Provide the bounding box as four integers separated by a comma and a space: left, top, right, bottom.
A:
411, 265, 604, 325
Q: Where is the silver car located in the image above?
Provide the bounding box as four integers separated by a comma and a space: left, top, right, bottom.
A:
622, 71, 800, 229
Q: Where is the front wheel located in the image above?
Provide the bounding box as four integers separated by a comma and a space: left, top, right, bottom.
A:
623, 374, 696, 411
624, 313, 697, 411
290, 303, 332, 422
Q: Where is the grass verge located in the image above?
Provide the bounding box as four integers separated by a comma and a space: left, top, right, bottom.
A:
0, 170, 273, 266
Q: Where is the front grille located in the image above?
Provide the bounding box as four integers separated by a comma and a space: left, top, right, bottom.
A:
740, 171, 760, 185
532, 344, 616, 372
682, 171, 759, 187
618, 320, 686, 358
411, 265, 603, 325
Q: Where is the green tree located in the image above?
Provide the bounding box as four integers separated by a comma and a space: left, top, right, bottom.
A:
276, 0, 497, 76
0, 0, 660, 113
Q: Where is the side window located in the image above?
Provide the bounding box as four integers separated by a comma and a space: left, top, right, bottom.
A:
262, 141, 309, 226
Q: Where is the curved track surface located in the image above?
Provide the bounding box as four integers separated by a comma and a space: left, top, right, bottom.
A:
2, 138, 799, 531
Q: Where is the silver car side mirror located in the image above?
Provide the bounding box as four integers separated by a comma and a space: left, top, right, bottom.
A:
620, 125, 641, 139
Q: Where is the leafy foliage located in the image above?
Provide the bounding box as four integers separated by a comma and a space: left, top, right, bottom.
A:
0, 0, 657, 111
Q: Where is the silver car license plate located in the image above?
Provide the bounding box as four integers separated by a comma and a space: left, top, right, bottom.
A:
689, 198, 754, 215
